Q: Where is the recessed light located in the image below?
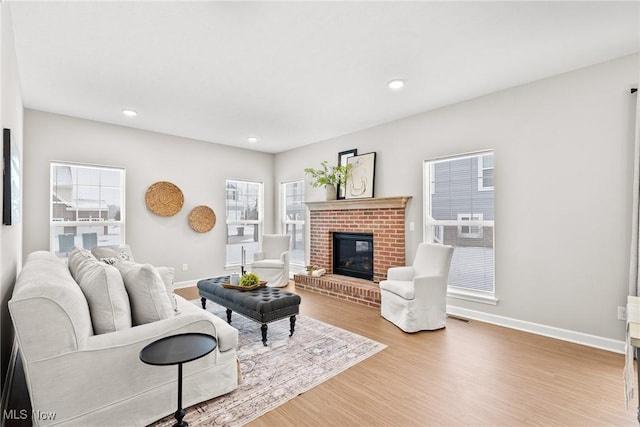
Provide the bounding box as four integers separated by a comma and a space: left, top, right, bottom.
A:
388, 79, 406, 89
121, 109, 137, 117
247, 136, 258, 143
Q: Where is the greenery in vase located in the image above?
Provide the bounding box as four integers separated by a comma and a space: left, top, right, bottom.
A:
304, 161, 352, 188
240, 272, 260, 287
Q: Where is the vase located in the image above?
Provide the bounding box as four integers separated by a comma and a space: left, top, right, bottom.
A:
325, 184, 337, 201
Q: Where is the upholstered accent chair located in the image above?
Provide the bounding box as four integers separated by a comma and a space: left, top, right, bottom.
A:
251, 234, 291, 287
379, 243, 454, 332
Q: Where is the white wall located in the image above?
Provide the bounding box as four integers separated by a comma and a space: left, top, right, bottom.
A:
275, 54, 639, 344
1, 1, 24, 391
23, 110, 275, 283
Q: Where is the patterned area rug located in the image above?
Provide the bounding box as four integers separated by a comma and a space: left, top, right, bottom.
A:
151, 302, 386, 427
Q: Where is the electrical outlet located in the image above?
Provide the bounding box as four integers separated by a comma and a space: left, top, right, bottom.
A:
409, 222, 415, 231
182, 264, 188, 272
618, 306, 627, 321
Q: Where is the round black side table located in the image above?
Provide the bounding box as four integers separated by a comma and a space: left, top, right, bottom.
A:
140, 333, 217, 427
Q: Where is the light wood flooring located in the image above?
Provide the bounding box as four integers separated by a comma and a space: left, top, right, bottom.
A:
179, 282, 637, 426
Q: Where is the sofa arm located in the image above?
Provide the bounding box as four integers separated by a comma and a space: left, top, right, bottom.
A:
27, 313, 237, 427
280, 251, 290, 263
253, 251, 265, 261
413, 274, 448, 300
387, 266, 415, 281
81, 309, 237, 353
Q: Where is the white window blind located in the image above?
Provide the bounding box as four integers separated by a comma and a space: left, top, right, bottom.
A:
424, 151, 495, 295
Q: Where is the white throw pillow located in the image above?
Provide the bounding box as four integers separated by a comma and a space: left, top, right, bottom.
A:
156, 266, 178, 313
114, 260, 174, 325
72, 252, 132, 334
68, 246, 95, 280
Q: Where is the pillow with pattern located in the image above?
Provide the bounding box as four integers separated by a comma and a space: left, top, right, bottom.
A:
101, 251, 132, 265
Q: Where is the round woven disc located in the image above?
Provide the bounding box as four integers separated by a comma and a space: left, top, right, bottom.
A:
145, 181, 184, 217
188, 205, 216, 233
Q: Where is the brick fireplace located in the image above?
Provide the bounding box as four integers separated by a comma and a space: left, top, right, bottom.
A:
294, 196, 411, 307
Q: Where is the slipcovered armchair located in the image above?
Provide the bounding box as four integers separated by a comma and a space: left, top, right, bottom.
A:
379, 243, 454, 332
251, 234, 291, 288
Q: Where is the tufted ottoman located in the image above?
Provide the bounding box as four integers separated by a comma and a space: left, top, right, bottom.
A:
197, 276, 301, 346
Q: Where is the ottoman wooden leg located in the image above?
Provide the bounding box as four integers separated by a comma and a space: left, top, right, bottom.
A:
200, 297, 207, 309
226, 308, 232, 324
289, 315, 296, 337
261, 323, 268, 346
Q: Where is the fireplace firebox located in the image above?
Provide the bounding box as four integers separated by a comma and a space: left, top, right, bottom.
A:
333, 232, 374, 281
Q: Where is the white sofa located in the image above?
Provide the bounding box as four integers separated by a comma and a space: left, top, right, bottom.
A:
9, 251, 239, 427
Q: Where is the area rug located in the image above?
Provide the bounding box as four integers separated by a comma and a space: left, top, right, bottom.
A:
151, 301, 386, 427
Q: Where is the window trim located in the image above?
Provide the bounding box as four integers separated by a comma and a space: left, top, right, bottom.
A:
478, 153, 494, 192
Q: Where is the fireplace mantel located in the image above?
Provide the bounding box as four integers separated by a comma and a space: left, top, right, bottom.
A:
306, 196, 412, 211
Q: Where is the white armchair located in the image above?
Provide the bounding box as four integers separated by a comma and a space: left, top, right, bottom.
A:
251, 234, 291, 288
379, 243, 454, 332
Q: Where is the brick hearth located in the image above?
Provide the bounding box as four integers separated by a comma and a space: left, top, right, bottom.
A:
294, 196, 411, 306
294, 274, 381, 308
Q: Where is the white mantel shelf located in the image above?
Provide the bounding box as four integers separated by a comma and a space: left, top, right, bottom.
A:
306, 196, 412, 211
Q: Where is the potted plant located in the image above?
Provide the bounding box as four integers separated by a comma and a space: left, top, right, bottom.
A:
304, 161, 352, 200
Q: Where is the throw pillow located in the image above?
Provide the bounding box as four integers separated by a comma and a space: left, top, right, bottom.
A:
101, 251, 132, 265
156, 266, 178, 313
92, 244, 135, 263
68, 247, 95, 281
73, 254, 132, 334
114, 260, 174, 325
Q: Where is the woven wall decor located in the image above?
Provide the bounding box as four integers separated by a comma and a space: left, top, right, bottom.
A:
145, 181, 184, 217
188, 205, 216, 233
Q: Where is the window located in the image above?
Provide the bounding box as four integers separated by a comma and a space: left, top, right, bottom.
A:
424, 151, 495, 301
50, 162, 125, 257
457, 213, 483, 238
478, 153, 494, 191
281, 180, 306, 266
226, 180, 263, 267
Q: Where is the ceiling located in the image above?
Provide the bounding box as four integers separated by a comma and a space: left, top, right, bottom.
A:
7, 1, 640, 154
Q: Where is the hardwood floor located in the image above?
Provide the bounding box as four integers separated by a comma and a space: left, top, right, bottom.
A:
7, 284, 636, 426
224, 283, 635, 426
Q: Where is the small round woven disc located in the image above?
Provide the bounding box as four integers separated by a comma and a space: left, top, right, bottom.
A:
189, 205, 216, 233
145, 181, 184, 217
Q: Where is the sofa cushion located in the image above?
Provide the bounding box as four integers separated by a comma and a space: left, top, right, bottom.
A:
156, 266, 178, 313
71, 249, 132, 334
114, 260, 174, 325
251, 259, 285, 269
92, 244, 135, 262
68, 247, 95, 280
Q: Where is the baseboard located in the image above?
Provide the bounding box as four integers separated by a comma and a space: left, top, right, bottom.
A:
447, 305, 625, 354
0, 338, 18, 427
173, 279, 198, 289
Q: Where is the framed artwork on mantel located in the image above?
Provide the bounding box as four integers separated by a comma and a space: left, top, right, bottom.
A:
345, 152, 376, 199
337, 148, 357, 199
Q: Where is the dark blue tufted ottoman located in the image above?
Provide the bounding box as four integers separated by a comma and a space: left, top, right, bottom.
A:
197, 276, 301, 346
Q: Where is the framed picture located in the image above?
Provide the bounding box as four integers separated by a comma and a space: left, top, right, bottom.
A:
3, 128, 20, 225
337, 149, 357, 199
345, 152, 376, 199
